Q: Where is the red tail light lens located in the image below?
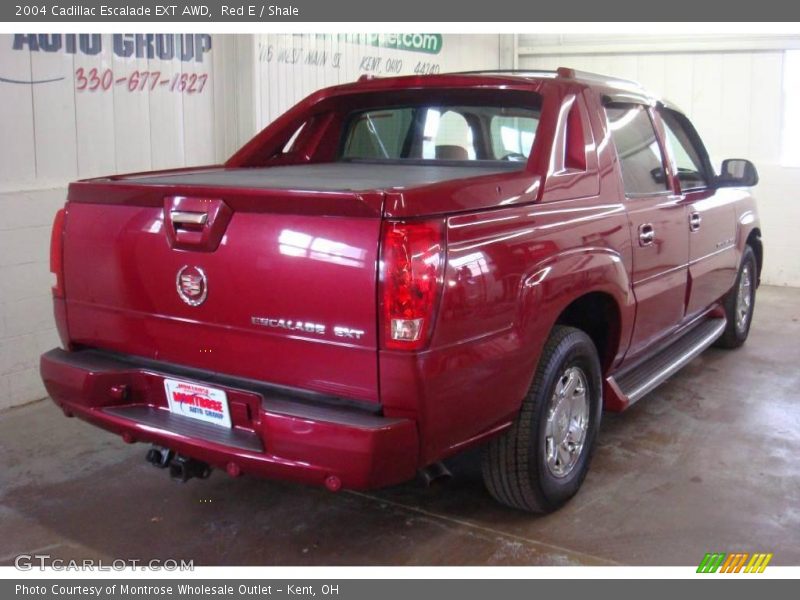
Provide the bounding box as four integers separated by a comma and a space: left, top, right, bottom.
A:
380, 220, 445, 350
50, 207, 66, 298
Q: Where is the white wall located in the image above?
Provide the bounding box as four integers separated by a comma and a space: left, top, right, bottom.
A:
0, 33, 502, 410
0, 33, 250, 411
518, 34, 800, 288
252, 34, 502, 128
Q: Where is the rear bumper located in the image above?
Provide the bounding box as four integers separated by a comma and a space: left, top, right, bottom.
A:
40, 348, 419, 490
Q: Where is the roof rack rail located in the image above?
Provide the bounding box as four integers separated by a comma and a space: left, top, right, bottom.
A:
563, 68, 644, 89
442, 69, 558, 77
441, 67, 645, 89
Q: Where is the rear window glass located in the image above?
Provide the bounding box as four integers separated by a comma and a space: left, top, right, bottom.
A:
341, 105, 540, 163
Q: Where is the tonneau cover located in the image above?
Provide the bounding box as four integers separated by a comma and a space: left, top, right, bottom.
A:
117, 162, 519, 192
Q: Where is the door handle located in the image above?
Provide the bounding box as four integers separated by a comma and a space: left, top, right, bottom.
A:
170, 211, 209, 228
638, 223, 655, 247
689, 211, 702, 232
164, 196, 231, 252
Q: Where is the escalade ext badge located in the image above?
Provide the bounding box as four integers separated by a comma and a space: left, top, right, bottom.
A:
250, 317, 366, 341
251, 316, 326, 335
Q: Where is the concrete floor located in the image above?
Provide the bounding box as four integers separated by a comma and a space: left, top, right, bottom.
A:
1, 285, 798, 567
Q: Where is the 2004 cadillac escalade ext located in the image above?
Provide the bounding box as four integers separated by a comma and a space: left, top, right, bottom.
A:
40, 68, 763, 512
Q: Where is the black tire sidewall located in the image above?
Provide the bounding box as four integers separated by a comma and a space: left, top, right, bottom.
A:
528, 331, 603, 510
733, 248, 757, 341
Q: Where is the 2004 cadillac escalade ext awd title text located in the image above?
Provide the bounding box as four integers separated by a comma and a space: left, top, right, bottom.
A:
40, 68, 763, 512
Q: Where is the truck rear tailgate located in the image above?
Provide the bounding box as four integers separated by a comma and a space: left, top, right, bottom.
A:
62, 173, 386, 404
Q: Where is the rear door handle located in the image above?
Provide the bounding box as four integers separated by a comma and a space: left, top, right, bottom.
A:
638, 223, 655, 246
689, 211, 702, 232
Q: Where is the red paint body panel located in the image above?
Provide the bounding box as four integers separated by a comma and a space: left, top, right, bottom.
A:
42, 71, 762, 491
62, 200, 382, 402
40, 349, 417, 489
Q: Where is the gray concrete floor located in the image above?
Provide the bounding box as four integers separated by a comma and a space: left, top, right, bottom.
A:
1, 285, 798, 566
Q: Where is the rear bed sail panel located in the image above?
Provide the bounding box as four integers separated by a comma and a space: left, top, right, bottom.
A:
63, 188, 383, 403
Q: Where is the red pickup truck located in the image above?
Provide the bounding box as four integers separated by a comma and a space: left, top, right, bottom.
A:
40, 68, 762, 512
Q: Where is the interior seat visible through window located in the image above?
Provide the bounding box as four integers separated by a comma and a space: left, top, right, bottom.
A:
435, 145, 469, 160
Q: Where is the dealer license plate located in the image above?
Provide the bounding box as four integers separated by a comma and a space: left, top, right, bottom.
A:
164, 378, 232, 428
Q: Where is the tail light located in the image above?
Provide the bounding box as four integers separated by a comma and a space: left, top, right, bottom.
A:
50, 207, 66, 298
380, 220, 445, 350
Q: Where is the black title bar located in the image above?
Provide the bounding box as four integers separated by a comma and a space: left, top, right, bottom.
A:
3, 0, 800, 22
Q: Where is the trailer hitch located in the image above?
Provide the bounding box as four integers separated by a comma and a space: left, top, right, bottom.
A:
169, 454, 212, 483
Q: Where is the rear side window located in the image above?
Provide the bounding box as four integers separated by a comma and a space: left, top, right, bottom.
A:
340, 105, 540, 163
659, 109, 710, 190
606, 104, 668, 195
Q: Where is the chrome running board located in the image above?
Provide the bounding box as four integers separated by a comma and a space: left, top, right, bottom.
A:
610, 317, 727, 406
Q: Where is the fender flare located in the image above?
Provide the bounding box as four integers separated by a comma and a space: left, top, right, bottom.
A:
516, 246, 636, 370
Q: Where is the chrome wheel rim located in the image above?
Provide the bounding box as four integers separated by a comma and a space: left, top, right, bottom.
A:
544, 366, 590, 479
735, 264, 753, 332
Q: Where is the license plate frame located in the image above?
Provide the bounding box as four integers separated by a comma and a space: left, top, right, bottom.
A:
163, 378, 232, 429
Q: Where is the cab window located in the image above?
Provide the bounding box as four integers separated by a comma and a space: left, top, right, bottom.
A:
659, 109, 711, 191
605, 104, 669, 195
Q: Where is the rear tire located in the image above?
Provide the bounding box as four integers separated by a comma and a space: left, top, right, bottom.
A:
715, 245, 757, 349
481, 326, 602, 513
